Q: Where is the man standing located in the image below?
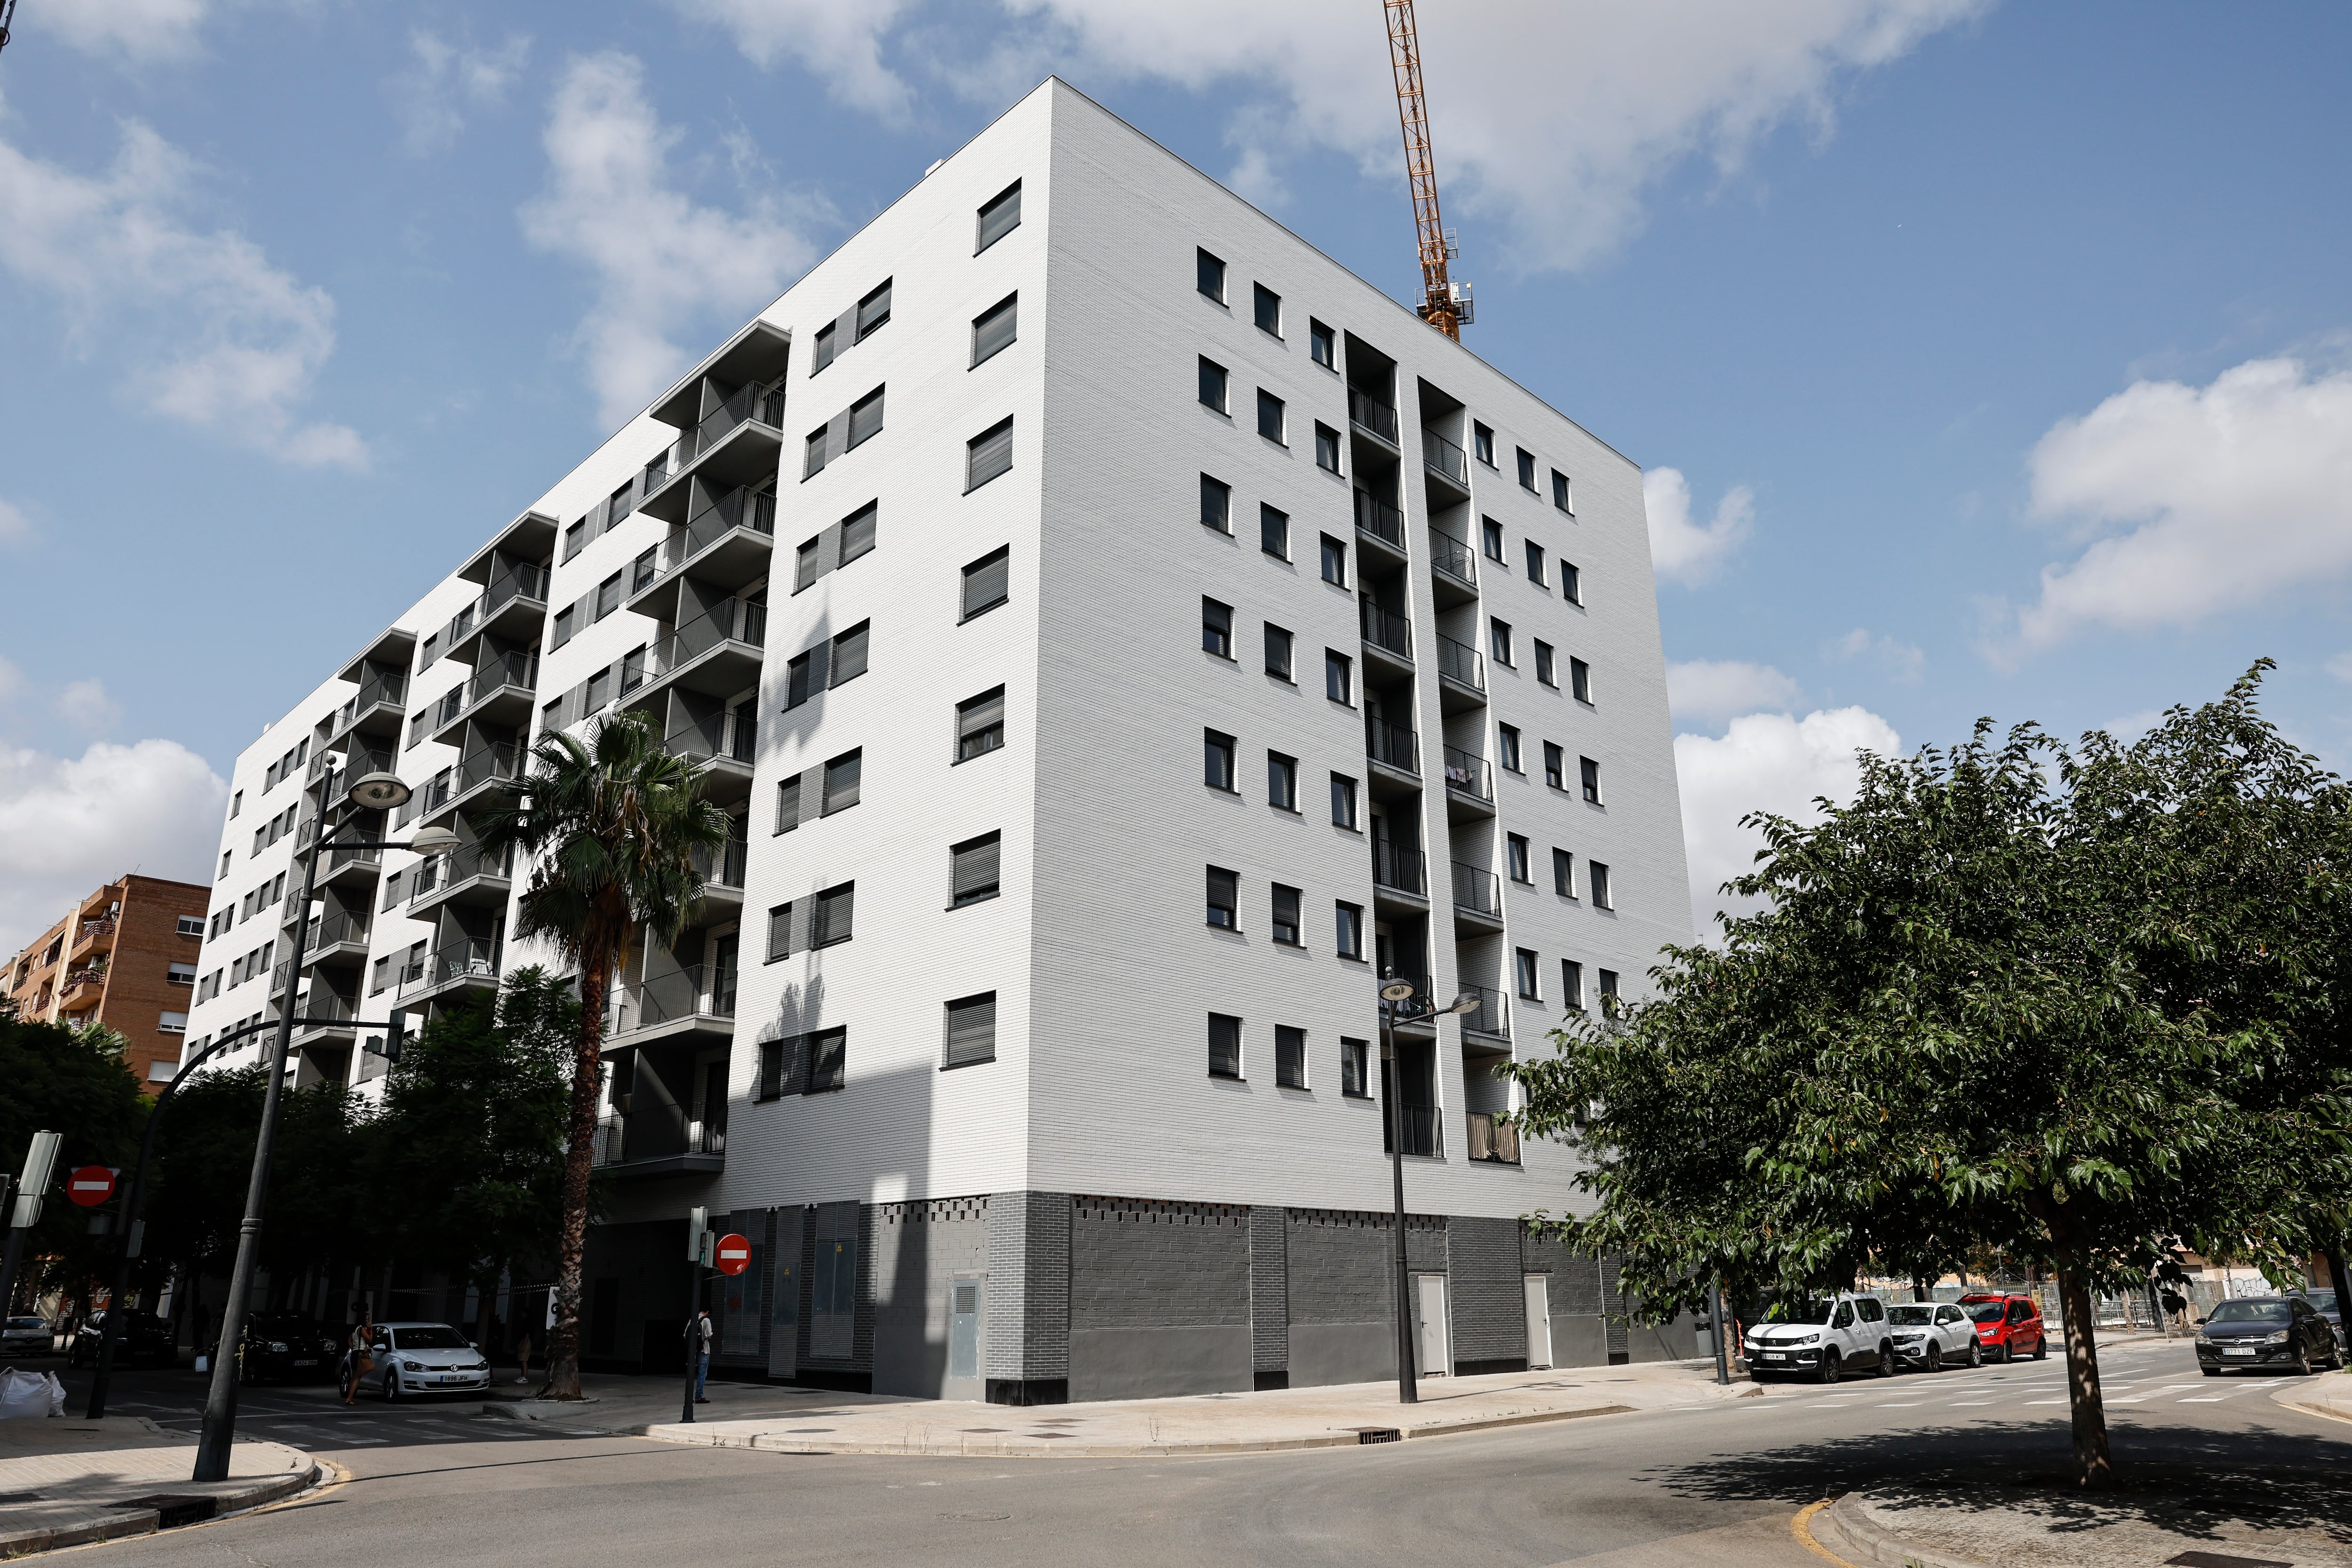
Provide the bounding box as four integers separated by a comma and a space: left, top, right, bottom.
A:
692, 1308, 713, 1404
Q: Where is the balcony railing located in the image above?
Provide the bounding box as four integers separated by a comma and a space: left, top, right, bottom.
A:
1431, 532, 1477, 588
1367, 718, 1420, 775
612, 963, 738, 1036
643, 449, 671, 498
1466, 1112, 1521, 1164
322, 838, 381, 878
691, 379, 787, 460
646, 485, 777, 591
1452, 861, 1503, 921
318, 746, 397, 801
1387, 1104, 1442, 1158
335, 672, 407, 735
1348, 389, 1399, 444
1459, 983, 1510, 1038
409, 842, 513, 906
1443, 746, 1492, 802
478, 561, 549, 622
1373, 842, 1427, 897
394, 939, 499, 1003
305, 909, 369, 952
61, 966, 106, 998
1353, 489, 1404, 549
1359, 600, 1411, 659
1422, 428, 1469, 486
1436, 634, 1485, 691
592, 1108, 726, 1168
691, 837, 750, 891
77, 917, 118, 945
648, 596, 765, 681
449, 740, 520, 804
466, 651, 539, 709
294, 988, 360, 1027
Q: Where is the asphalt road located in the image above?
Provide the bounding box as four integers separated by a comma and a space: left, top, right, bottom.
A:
42, 1342, 2352, 1567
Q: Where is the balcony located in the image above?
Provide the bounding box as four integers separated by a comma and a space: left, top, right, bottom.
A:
60, 966, 107, 1006
1372, 842, 1428, 907
393, 938, 500, 1006
629, 597, 765, 708
641, 383, 787, 523
1430, 532, 1478, 607
314, 746, 396, 803
1452, 862, 1505, 932
1384, 1104, 1442, 1158
292, 988, 360, 1045
1436, 635, 1486, 708
429, 651, 538, 746
660, 711, 756, 804
1353, 489, 1406, 555
408, 842, 515, 915
304, 910, 371, 967
1348, 389, 1399, 446
1367, 718, 1420, 780
1459, 983, 1511, 1041
687, 838, 749, 925
318, 838, 382, 891
1443, 746, 1494, 812
332, 671, 408, 745
628, 485, 778, 618
451, 562, 550, 658
1422, 428, 1470, 494
609, 963, 736, 1047
1466, 1112, 1522, 1165
69, 918, 118, 963
1359, 599, 1412, 667
422, 741, 522, 826
591, 1105, 726, 1180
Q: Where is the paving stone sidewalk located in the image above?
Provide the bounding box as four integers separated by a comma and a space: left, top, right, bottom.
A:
0, 1415, 318, 1558
484, 1360, 1758, 1456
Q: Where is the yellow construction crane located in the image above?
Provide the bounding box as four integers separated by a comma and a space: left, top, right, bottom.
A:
1383, 0, 1470, 339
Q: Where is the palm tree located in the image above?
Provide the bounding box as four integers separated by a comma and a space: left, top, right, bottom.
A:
477, 709, 732, 1398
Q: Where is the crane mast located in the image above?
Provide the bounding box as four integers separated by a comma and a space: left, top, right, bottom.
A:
1383, 0, 1469, 339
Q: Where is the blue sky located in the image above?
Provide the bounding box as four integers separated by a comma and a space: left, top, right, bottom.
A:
1, 0, 2348, 948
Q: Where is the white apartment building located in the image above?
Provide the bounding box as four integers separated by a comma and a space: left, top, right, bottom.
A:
183, 79, 1692, 1403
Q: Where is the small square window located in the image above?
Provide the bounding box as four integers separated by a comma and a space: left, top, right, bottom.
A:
1310, 319, 1335, 368
1551, 470, 1574, 513
1325, 649, 1353, 706
1499, 723, 1523, 773
1534, 640, 1556, 687
951, 832, 1001, 907
945, 992, 997, 1068
1260, 504, 1289, 559
1335, 901, 1365, 960
1525, 540, 1547, 586
1580, 756, 1602, 804
1320, 534, 1347, 586
1263, 623, 1294, 681
961, 545, 1010, 620
1204, 730, 1238, 791
1207, 868, 1240, 931
1197, 247, 1227, 302
1271, 884, 1303, 946
811, 883, 856, 948
810, 1026, 848, 1090
958, 686, 1007, 761
1200, 474, 1232, 533
1570, 657, 1593, 705
1275, 1024, 1307, 1088
1561, 959, 1585, 1010
1256, 389, 1285, 444
1267, 752, 1298, 812
1199, 357, 1229, 413
1507, 834, 1532, 883
972, 292, 1018, 366
1329, 772, 1358, 830
976, 179, 1022, 252
1314, 423, 1341, 473
1208, 1011, 1242, 1077
1201, 597, 1233, 659
1591, 861, 1613, 909
1562, 561, 1582, 605
1517, 448, 1537, 490
1489, 617, 1513, 666
966, 416, 1014, 491
1544, 742, 1565, 789
1481, 517, 1505, 563
1253, 283, 1282, 335
1341, 1036, 1370, 1097
176, 915, 205, 938
1516, 947, 1541, 1001
1473, 422, 1494, 465
1552, 847, 1575, 898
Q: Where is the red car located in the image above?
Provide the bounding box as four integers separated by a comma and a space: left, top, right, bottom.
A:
1960, 1293, 2049, 1363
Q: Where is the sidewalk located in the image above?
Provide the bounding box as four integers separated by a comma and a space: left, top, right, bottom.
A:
0, 1415, 318, 1558
485, 1359, 1758, 1457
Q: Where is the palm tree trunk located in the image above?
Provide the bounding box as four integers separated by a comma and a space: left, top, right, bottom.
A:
543, 955, 610, 1399
2056, 1266, 2113, 1488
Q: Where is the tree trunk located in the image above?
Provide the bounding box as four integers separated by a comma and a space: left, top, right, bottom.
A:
2055, 1267, 2113, 1488
543, 956, 611, 1400
1913, 1274, 1932, 1303
475, 1269, 497, 1361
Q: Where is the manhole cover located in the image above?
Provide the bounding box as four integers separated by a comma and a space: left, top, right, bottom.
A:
943, 1511, 1011, 1521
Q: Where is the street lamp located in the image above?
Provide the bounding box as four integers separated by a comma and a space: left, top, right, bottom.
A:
1378, 975, 1480, 1405
191, 772, 457, 1482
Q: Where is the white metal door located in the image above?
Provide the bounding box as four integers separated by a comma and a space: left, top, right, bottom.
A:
1414, 1274, 1451, 1377
1523, 1275, 1552, 1369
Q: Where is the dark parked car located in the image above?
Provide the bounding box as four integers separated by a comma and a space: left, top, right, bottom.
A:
2197, 1295, 2343, 1376
229, 1314, 344, 1383
65, 1310, 177, 1369
1958, 1293, 2049, 1363
2296, 1289, 2342, 1352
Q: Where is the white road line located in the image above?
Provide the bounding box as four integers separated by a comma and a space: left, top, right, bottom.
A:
2023, 1399, 2068, 1405
2178, 1397, 2225, 1402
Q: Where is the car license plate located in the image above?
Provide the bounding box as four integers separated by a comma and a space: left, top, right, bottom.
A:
1761, 1352, 1785, 1361
2223, 1346, 2256, 1357
294, 1359, 317, 1367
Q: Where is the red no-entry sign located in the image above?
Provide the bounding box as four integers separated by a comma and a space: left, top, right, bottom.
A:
67, 1166, 118, 1207
712, 1234, 751, 1276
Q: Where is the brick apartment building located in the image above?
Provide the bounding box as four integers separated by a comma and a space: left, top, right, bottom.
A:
4, 874, 210, 1092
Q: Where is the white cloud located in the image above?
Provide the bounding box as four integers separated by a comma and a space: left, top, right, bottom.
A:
1674, 706, 1901, 935
55, 679, 122, 733
1827, 626, 1925, 684
2000, 357, 2352, 657
520, 52, 825, 430
2326, 652, 2352, 684
1644, 467, 1754, 584
0, 738, 229, 956
0, 121, 367, 468
33, 0, 210, 65
0, 498, 31, 547
1666, 659, 1801, 722
669, 0, 917, 121
396, 30, 532, 155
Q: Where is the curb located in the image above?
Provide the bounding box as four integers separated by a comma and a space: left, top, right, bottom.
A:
0, 1456, 320, 1560
1803, 1492, 1986, 1568
2268, 1376, 2352, 1429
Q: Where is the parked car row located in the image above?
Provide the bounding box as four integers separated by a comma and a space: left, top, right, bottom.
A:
1746, 1291, 2050, 1383
2194, 1296, 2344, 1376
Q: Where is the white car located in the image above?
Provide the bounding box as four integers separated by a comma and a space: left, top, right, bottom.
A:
1745, 1292, 1896, 1383
346, 1322, 493, 1400
1885, 1301, 1981, 1372
0, 1316, 51, 1358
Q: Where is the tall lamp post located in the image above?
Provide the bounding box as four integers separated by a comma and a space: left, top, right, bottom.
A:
191, 772, 458, 1483
1378, 976, 1481, 1406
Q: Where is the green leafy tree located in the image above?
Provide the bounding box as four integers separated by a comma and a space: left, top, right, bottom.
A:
0, 1019, 147, 1311
476, 709, 729, 1397
1513, 668, 2352, 1488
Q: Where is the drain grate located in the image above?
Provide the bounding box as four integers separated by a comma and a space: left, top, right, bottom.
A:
129, 1495, 220, 1529
1352, 1427, 1401, 1444
2164, 1554, 2292, 1568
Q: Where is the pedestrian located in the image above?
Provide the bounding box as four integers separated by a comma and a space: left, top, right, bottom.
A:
692, 1308, 713, 1403
343, 1311, 376, 1406
514, 1327, 533, 1386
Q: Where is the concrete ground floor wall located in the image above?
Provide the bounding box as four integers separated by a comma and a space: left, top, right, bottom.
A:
578, 1190, 1696, 1404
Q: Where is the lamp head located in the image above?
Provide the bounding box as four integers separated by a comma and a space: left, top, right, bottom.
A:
405, 825, 463, 854
1379, 979, 1418, 1003
1448, 993, 1483, 1016
344, 771, 412, 812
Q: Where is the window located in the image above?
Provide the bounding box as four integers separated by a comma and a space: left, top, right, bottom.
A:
1197, 247, 1226, 302
1267, 752, 1298, 812
957, 686, 1006, 761
1489, 617, 1514, 666
1598, 969, 1620, 1017
621, 644, 648, 694
1498, 723, 1523, 773
1314, 422, 1341, 473
1590, 861, 1613, 909
1535, 641, 1556, 687
1473, 422, 1494, 465
1517, 448, 1537, 490
847, 386, 885, 448
159, 1010, 189, 1034
1341, 1037, 1370, 1097
834, 501, 878, 566
971, 293, 1017, 366
1256, 389, 1285, 444
766, 901, 794, 961
1201, 597, 1234, 658
1320, 533, 1347, 586
855, 278, 892, 341
1199, 357, 1229, 413
811, 883, 856, 947
1203, 730, 1237, 791
821, 749, 862, 814
1263, 623, 1293, 681
1516, 948, 1541, 1001
945, 992, 997, 1068
1570, 657, 1592, 704
610, 479, 635, 525
1561, 959, 1584, 1011
1482, 517, 1505, 563
1562, 561, 1582, 605
757, 1035, 790, 1098
961, 546, 1010, 620
1310, 318, 1335, 368
1507, 834, 1532, 883
551, 605, 575, 648
774, 772, 803, 834
563, 518, 586, 562
1271, 884, 1303, 946
1260, 504, 1289, 559
595, 572, 621, 621
813, 321, 836, 374
785, 647, 818, 712
1208, 1012, 1242, 1078
804, 425, 829, 478
791, 535, 819, 590
1325, 649, 1352, 705
1329, 772, 1358, 829
966, 416, 1014, 491
1544, 742, 1565, 789
1336, 902, 1374, 963
831, 621, 870, 686
1552, 847, 1575, 898
220, 851, 230, 881
229, 791, 242, 820
176, 915, 205, 938
950, 831, 1001, 907
809, 1026, 847, 1091
1525, 540, 1546, 586
1551, 470, 1573, 513
1275, 1024, 1306, 1088
1200, 474, 1232, 533
584, 668, 610, 713
976, 179, 1021, 252
168, 961, 198, 985
1207, 867, 1239, 930
1580, 756, 1601, 804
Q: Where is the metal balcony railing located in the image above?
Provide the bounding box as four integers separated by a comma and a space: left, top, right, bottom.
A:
450, 740, 519, 802
1367, 718, 1420, 775
1387, 1105, 1442, 1158
1373, 842, 1427, 897
394, 939, 499, 1003
1348, 388, 1399, 443
478, 561, 549, 621
323, 838, 380, 877
409, 842, 513, 906
1459, 983, 1510, 1038
305, 910, 369, 952
294, 988, 360, 1027
335, 672, 407, 735
691, 836, 749, 891
1431, 532, 1477, 588
1443, 746, 1492, 802
465, 650, 539, 709
1466, 1112, 1521, 1164
1359, 600, 1412, 659
1452, 861, 1503, 921
592, 1108, 725, 1168
1436, 635, 1485, 691
650, 486, 777, 588
1422, 429, 1468, 486
691, 379, 787, 459
611, 963, 738, 1035
643, 449, 671, 497
649, 597, 765, 681
1353, 488, 1404, 549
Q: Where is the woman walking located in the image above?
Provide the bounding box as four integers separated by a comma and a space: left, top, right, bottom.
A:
513, 1328, 533, 1386
343, 1312, 376, 1406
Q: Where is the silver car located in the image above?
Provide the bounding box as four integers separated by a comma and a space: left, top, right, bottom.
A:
347, 1321, 493, 1400
1886, 1301, 1982, 1371
0, 1315, 51, 1358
